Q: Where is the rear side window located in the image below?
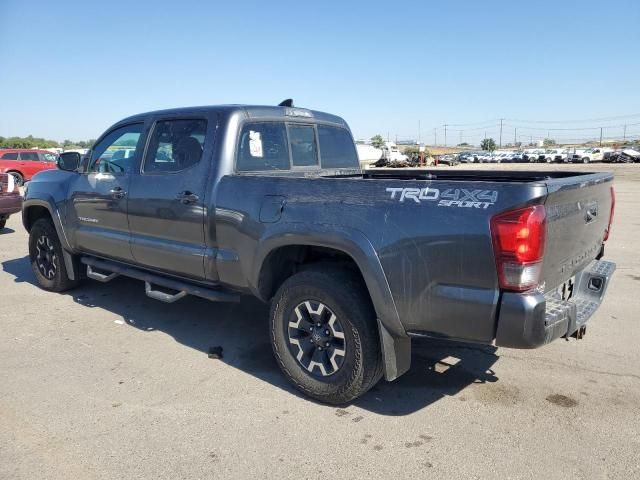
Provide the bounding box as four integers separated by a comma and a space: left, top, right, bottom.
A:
318, 126, 359, 169
1, 152, 18, 160
289, 124, 318, 167
237, 122, 290, 172
144, 119, 207, 173
20, 152, 39, 161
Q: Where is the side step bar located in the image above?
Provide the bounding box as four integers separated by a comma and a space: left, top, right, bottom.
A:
80, 257, 240, 304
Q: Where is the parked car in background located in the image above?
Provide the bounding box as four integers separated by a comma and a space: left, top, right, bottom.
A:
476, 152, 492, 162
552, 149, 569, 163
608, 147, 640, 163
523, 149, 543, 162
0, 149, 58, 186
570, 147, 611, 163
0, 172, 22, 230
510, 152, 524, 162
437, 154, 459, 166
459, 151, 480, 163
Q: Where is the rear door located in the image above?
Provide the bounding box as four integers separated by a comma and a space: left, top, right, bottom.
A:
18, 151, 42, 179
68, 123, 146, 262
127, 116, 213, 280
542, 174, 614, 291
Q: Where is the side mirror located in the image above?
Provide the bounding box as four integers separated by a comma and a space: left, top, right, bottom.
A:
57, 152, 81, 172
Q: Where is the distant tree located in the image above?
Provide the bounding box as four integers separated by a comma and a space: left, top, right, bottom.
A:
543, 138, 556, 146
481, 138, 496, 151
370, 134, 385, 149
457, 142, 469, 147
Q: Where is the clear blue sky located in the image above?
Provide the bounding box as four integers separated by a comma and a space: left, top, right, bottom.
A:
1, 0, 639, 145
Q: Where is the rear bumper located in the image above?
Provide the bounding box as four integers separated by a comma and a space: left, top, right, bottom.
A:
495, 259, 616, 348
0, 195, 22, 218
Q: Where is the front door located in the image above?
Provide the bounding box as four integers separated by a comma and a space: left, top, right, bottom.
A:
68, 123, 146, 262
127, 117, 212, 280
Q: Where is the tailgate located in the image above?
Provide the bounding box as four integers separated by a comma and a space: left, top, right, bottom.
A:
542, 173, 614, 291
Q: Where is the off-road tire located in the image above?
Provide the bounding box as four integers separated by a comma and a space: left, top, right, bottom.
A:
29, 218, 79, 292
270, 265, 383, 404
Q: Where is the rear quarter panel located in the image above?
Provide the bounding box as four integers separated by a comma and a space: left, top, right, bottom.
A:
215, 174, 547, 343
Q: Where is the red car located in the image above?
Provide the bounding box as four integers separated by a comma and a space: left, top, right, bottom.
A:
0, 149, 58, 186
0, 173, 22, 230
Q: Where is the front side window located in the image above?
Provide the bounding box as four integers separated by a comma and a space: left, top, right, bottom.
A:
20, 152, 39, 161
89, 124, 144, 174
289, 124, 318, 167
144, 119, 207, 173
237, 122, 290, 172
318, 126, 359, 169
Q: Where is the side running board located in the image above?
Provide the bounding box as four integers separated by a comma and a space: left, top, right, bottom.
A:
80, 257, 240, 304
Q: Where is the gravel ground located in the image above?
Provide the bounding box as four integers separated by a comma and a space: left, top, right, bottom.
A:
1, 163, 639, 479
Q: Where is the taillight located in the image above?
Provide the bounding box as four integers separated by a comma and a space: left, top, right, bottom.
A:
491, 205, 546, 292
604, 186, 615, 241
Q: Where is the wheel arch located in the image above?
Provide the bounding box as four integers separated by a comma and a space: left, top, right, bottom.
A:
23, 199, 78, 280
252, 224, 411, 381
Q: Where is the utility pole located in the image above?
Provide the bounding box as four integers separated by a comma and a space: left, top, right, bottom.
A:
623, 124, 627, 141
599, 127, 603, 147
418, 120, 421, 144
460, 130, 462, 145
499, 118, 504, 148
434, 128, 437, 146
443, 124, 448, 147
514, 127, 517, 146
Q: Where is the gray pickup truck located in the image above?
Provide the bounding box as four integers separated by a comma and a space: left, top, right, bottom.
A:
22, 103, 616, 404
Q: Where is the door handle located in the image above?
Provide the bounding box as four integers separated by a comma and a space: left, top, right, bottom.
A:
110, 187, 126, 199
176, 191, 200, 204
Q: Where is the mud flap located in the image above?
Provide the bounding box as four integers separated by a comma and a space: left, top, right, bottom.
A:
377, 318, 411, 381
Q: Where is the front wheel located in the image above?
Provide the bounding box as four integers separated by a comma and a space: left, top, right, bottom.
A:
269, 266, 383, 404
0, 219, 6, 230
583, 157, 590, 163
29, 218, 79, 292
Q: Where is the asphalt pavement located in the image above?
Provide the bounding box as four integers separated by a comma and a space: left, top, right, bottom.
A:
1, 163, 639, 479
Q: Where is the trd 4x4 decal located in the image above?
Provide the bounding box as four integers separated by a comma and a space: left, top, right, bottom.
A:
386, 187, 498, 209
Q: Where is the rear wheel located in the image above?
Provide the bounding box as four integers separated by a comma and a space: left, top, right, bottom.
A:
269, 265, 383, 404
583, 157, 590, 163
0, 219, 6, 230
29, 218, 79, 292
8, 171, 24, 187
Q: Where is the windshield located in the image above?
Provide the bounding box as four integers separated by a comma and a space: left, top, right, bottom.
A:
42, 153, 58, 162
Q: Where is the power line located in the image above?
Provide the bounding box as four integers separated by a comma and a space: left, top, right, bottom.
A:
505, 113, 640, 124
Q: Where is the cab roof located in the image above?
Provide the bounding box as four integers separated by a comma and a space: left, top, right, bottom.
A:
118, 104, 348, 128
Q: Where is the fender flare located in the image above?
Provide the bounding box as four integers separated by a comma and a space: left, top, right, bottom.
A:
252, 222, 411, 380
22, 198, 77, 280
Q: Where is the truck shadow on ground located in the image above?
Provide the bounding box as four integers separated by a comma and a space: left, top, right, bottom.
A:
3, 255, 499, 416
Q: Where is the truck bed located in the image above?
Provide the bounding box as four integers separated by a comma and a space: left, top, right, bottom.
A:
362, 168, 604, 183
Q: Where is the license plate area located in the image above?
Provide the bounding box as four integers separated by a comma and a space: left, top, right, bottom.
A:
557, 276, 576, 301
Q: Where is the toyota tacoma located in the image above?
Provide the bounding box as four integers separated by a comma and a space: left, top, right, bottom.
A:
22, 103, 616, 403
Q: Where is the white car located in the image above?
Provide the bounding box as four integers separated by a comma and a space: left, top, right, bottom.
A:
570, 147, 610, 163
